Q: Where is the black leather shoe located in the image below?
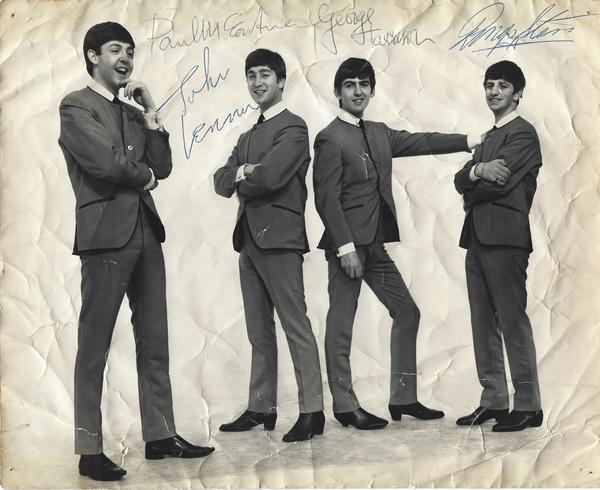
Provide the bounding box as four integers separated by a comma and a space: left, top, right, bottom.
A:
389, 402, 444, 421
219, 410, 277, 432
456, 406, 509, 426
145, 435, 215, 459
492, 410, 543, 432
334, 407, 388, 430
282, 411, 325, 442
79, 453, 126, 481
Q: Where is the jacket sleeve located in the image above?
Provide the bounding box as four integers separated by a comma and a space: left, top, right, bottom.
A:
213, 140, 241, 198
454, 159, 476, 195
144, 128, 173, 180
464, 127, 541, 206
236, 123, 309, 197
313, 133, 354, 250
387, 125, 469, 157
59, 102, 153, 187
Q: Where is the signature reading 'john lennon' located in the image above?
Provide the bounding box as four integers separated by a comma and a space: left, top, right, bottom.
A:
449, 2, 595, 55
157, 47, 257, 159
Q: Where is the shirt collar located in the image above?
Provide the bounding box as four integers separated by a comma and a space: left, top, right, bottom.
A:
88, 79, 117, 102
261, 101, 286, 121
495, 110, 519, 128
337, 109, 361, 127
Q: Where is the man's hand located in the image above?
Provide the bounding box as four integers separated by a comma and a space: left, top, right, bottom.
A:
475, 159, 511, 185
243, 164, 261, 176
120, 79, 157, 112
340, 251, 363, 280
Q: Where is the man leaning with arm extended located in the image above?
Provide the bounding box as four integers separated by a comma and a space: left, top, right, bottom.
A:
313, 58, 482, 430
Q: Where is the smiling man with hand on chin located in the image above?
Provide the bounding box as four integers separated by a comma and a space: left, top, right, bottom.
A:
58, 22, 214, 483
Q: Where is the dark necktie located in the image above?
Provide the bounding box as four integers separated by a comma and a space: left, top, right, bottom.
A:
246, 114, 265, 160
358, 119, 374, 161
111, 96, 126, 147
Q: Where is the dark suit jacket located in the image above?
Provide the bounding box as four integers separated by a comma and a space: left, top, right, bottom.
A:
313, 117, 469, 251
59, 88, 172, 254
454, 116, 542, 251
214, 109, 310, 253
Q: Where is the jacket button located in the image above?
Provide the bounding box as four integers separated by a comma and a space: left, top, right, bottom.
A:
127, 145, 133, 151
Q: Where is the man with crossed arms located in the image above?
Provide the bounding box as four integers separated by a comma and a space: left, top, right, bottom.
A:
214, 49, 324, 443
454, 61, 543, 432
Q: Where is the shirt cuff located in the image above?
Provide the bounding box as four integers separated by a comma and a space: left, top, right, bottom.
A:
469, 164, 481, 181
337, 242, 356, 257
235, 165, 247, 183
143, 168, 156, 190
143, 111, 163, 131
467, 133, 482, 149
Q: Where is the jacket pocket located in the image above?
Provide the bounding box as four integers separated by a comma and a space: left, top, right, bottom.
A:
78, 197, 115, 209
342, 204, 364, 211
271, 204, 301, 216
492, 202, 523, 213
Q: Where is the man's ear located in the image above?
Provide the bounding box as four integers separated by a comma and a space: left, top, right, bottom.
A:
278, 77, 286, 91
86, 49, 99, 67
334, 88, 341, 100
513, 89, 523, 102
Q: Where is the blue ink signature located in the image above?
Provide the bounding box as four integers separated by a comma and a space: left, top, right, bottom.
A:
314, 3, 434, 54
182, 103, 258, 159
147, 7, 296, 55
157, 46, 258, 159
449, 2, 595, 55
157, 46, 229, 112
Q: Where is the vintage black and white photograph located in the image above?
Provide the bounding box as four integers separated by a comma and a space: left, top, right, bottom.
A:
1, 0, 598, 487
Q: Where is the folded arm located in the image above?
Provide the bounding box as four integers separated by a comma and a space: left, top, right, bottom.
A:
143, 127, 173, 180
213, 142, 242, 198
464, 128, 541, 206
60, 103, 155, 188
236, 124, 309, 197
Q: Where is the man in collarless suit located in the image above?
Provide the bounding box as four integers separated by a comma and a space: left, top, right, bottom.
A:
313, 58, 481, 429
454, 61, 543, 432
59, 22, 213, 482
214, 49, 324, 442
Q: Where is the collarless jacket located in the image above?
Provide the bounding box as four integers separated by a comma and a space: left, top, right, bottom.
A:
59, 88, 172, 254
313, 118, 469, 251
454, 116, 542, 251
214, 110, 311, 253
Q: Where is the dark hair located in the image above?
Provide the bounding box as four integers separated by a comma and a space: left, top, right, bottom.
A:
83, 22, 135, 76
334, 58, 376, 93
484, 61, 526, 93
245, 49, 286, 81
